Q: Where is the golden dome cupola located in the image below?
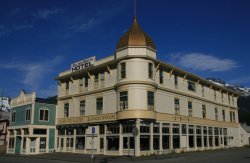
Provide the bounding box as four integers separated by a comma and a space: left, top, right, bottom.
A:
116, 17, 157, 51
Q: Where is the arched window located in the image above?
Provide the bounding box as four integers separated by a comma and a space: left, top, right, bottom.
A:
11, 111, 16, 122
39, 108, 49, 121
25, 107, 31, 121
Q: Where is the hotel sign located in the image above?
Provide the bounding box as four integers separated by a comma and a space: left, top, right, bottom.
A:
71, 56, 95, 72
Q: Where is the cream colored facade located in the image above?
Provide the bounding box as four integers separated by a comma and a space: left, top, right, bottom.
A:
56, 17, 241, 156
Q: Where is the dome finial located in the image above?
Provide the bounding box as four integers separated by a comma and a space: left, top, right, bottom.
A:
133, 0, 137, 20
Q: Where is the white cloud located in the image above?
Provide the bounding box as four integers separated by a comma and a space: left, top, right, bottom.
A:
0, 56, 63, 88
36, 9, 61, 19
169, 53, 238, 72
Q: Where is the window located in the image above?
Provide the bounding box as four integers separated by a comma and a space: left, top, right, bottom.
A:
222, 110, 225, 121
100, 72, 105, 87
174, 98, 180, 115
188, 81, 196, 92
121, 62, 126, 79
84, 76, 88, 88
66, 81, 69, 95
64, 103, 69, 117
148, 63, 153, 79
147, 91, 154, 110
39, 108, 49, 121
232, 96, 235, 105
40, 138, 46, 149
11, 111, 16, 122
202, 105, 206, 119
25, 108, 31, 121
215, 108, 218, 120
188, 101, 192, 116
159, 69, 163, 84
79, 101, 85, 116
96, 97, 103, 114
221, 93, 224, 103
9, 138, 15, 148
120, 91, 128, 110
174, 75, 178, 88
79, 78, 83, 87
23, 137, 26, 149
94, 73, 99, 88
228, 95, 231, 104
202, 85, 205, 97
214, 90, 217, 101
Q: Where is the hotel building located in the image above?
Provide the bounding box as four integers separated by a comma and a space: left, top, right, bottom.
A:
56, 15, 241, 156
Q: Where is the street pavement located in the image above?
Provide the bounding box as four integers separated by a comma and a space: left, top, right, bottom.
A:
0, 147, 250, 163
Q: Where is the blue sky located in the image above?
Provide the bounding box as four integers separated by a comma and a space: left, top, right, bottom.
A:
0, 0, 249, 98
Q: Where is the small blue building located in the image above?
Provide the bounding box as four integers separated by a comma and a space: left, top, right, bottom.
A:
7, 90, 57, 154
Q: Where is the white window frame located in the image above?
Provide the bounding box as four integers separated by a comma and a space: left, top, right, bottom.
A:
39, 108, 49, 122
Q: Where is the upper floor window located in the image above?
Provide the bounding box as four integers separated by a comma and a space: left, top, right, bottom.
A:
96, 97, 103, 114
147, 91, 154, 110
66, 81, 69, 90
79, 78, 83, 87
228, 95, 231, 104
215, 108, 218, 120
80, 101, 85, 116
94, 73, 99, 88
202, 85, 205, 97
11, 111, 16, 122
174, 98, 180, 115
221, 93, 224, 103
148, 63, 153, 79
214, 90, 217, 101
188, 101, 192, 116
64, 103, 69, 117
222, 109, 225, 121
159, 69, 163, 84
25, 108, 31, 121
121, 62, 126, 79
84, 76, 88, 88
232, 96, 235, 105
188, 81, 196, 92
120, 91, 128, 110
202, 105, 206, 119
39, 108, 49, 121
174, 75, 178, 88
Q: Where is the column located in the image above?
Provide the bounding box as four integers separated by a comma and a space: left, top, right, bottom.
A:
135, 119, 140, 156
46, 129, 49, 153
201, 126, 204, 150
159, 123, 163, 152
20, 129, 24, 154
64, 129, 66, 152
170, 123, 173, 150
194, 125, 197, 151
119, 123, 123, 155
84, 127, 88, 153
150, 122, 153, 154
103, 125, 107, 155
73, 128, 76, 153
212, 127, 215, 149
186, 125, 189, 151
36, 137, 40, 154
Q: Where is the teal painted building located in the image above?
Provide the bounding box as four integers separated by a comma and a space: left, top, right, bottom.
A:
7, 90, 57, 155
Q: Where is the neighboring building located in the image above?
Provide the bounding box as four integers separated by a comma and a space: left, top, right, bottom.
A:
0, 119, 9, 153
0, 97, 11, 153
240, 123, 250, 146
55, 15, 241, 156
6, 90, 57, 154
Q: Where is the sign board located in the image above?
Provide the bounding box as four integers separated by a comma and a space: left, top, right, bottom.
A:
92, 127, 95, 134
71, 56, 95, 72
